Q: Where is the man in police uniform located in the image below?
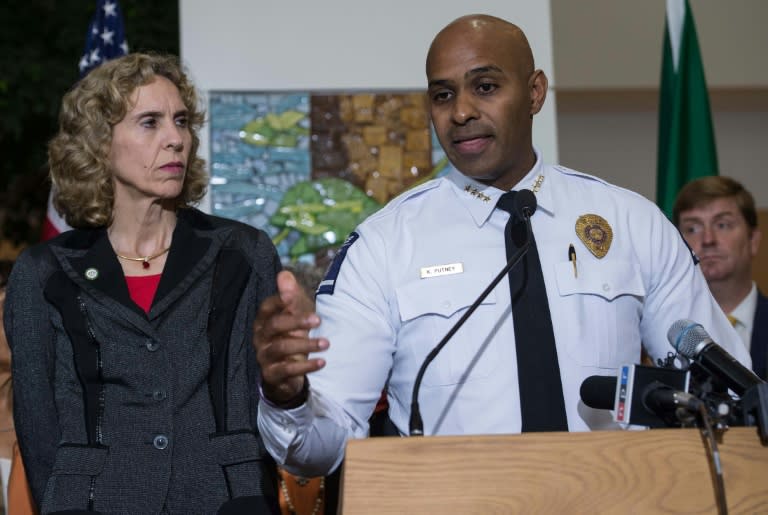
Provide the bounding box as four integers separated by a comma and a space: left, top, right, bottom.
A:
254, 14, 750, 477
674, 176, 766, 379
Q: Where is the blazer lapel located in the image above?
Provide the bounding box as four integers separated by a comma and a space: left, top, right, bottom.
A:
49, 210, 226, 323
149, 209, 218, 319
56, 228, 143, 317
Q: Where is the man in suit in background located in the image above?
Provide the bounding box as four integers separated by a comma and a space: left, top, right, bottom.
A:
674, 176, 766, 379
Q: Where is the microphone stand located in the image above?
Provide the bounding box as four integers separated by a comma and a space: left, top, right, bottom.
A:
740, 382, 768, 445
409, 208, 533, 436
694, 380, 768, 515
696, 403, 728, 515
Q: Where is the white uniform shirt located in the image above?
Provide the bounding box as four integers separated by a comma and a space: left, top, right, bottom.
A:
258, 153, 751, 477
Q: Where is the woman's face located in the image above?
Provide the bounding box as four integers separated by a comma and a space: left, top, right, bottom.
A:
108, 76, 192, 206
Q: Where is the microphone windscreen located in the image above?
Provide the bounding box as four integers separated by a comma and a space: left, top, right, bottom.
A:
667, 319, 709, 357
513, 189, 537, 218
579, 375, 617, 410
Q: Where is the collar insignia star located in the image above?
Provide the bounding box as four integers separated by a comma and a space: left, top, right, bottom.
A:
464, 184, 490, 202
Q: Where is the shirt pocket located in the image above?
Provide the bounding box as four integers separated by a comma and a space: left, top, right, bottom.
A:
396, 269, 501, 386
554, 259, 645, 368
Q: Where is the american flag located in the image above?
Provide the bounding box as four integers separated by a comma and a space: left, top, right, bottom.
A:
42, 0, 129, 240
78, 0, 129, 78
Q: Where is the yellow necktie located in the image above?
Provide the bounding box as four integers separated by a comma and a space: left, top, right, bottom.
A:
727, 314, 739, 327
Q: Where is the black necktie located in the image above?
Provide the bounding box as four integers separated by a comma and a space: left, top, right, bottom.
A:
497, 191, 568, 432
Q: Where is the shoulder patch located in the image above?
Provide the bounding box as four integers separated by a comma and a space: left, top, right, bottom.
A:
317, 232, 359, 295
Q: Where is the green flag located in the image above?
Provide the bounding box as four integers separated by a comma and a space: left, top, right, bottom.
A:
656, 0, 718, 217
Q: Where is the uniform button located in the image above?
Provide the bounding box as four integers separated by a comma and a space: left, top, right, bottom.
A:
145, 340, 160, 352
442, 301, 451, 309
153, 434, 169, 450
152, 390, 167, 401
602, 283, 611, 292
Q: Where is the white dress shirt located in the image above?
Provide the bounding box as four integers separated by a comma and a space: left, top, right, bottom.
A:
258, 151, 751, 477
729, 282, 758, 352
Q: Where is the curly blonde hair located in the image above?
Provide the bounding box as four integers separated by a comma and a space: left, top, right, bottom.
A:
48, 53, 207, 228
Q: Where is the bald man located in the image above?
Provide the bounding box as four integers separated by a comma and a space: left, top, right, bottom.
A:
254, 14, 749, 477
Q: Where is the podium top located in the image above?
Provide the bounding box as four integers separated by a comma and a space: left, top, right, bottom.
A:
340, 427, 767, 514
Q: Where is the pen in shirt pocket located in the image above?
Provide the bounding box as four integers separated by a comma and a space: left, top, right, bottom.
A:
568, 243, 577, 278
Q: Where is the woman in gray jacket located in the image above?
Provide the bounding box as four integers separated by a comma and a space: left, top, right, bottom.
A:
4, 53, 280, 514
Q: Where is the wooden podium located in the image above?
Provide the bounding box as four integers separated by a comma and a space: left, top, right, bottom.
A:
339, 427, 767, 514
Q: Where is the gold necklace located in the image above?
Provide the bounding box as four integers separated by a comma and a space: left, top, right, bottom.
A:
115, 246, 170, 269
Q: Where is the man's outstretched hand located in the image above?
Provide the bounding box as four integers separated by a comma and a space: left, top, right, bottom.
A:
253, 271, 328, 407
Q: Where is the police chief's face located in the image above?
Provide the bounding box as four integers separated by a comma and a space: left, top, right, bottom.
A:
426, 19, 546, 191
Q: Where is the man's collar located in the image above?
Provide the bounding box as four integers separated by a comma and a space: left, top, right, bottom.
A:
445, 149, 553, 226
730, 282, 759, 332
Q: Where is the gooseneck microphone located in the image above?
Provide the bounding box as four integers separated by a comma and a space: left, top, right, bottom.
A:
409, 189, 537, 436
667, 319, 763, 396
513, 189, 537, 219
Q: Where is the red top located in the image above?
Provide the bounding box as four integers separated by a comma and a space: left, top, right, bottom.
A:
125, 274, 162, 313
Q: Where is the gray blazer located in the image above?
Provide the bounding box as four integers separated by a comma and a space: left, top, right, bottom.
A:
5, 209, 281, 514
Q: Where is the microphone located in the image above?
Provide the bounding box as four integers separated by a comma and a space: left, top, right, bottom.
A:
580, 365, 694, 427
513, 189, 537, 219
641, 382, 703, 414
667, 319, 763, 396
408, 189, 537, 436
580, 375, 616, 411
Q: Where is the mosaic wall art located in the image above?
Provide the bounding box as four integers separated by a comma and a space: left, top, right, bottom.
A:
209, 91, 449, 265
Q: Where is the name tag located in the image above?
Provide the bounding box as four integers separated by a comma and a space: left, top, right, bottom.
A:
420, 262, 464, 279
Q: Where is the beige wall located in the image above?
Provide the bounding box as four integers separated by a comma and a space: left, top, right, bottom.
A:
551, 0, 768, 88
556, 93, 768, 207
550, 0, 768, 209
757, 211, 768, 293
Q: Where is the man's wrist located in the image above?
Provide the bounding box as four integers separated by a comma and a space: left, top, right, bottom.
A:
260, 378, 310, 410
